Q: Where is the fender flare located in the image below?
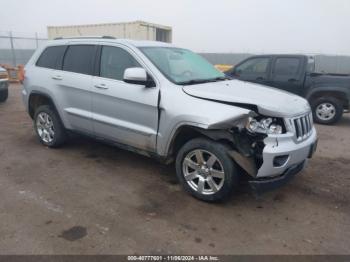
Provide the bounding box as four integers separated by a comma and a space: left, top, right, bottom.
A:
28, 91, 64, 122
305, 86, 350, 102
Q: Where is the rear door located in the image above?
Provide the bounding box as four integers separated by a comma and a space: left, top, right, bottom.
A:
56, 44, 97, 133
270, 56, 305, 95
230, 56, 271, 86
91, 45, 159, 152
34, 45, 67, 110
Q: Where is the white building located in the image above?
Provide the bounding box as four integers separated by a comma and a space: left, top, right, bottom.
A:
47, 20, 172, 43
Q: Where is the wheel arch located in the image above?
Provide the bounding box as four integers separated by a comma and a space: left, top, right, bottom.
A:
166, 124, 235, 162
28, 91, 62, 120
307, 88, 349, 108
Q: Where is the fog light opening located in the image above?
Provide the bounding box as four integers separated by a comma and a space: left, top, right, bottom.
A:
273, 155, 289, 167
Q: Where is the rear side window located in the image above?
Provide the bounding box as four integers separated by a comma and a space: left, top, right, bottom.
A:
273, 58, 300, 77
62, 45, 96, 75
36, 46, 66, 69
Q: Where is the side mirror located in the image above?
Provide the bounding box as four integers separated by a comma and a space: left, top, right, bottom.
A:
123, 67, 155, 87
234, 68, 242, 76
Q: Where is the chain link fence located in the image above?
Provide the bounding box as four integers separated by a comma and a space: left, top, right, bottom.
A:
0, 31, 47, 67
0, 31, 349, 74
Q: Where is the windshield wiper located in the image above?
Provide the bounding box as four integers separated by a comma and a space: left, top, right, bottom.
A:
178, 76, 231, 85
177, 79, 212, 85
211, 76, 232, 81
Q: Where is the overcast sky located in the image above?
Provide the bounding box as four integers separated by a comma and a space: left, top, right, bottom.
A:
0, 0, 349, 55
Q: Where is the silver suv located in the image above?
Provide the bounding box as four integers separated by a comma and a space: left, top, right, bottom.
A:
22, 37, 317, 202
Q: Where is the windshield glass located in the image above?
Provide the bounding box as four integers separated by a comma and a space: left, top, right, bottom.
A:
140, 47, 225, 85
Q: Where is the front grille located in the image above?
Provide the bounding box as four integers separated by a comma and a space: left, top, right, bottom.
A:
293, 113, 313, 141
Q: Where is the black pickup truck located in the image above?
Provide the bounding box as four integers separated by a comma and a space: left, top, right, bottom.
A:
226, 55, 350, 125
0, 66, 9, 103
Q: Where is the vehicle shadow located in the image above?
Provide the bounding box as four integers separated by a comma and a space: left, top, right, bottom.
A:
63, 134, 260, 206
338, 113, 350, 126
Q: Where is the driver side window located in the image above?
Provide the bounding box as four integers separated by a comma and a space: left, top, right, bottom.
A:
100, 46, 141, 81
236, 57, 269, 75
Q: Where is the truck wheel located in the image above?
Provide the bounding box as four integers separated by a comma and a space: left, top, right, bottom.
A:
0, 89, 8, 102
34, 105, 66, 148
175, 138, 239, 202
311, 97, 343, 125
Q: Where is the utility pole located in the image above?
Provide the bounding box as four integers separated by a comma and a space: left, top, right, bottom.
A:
35, 32, 39, 49
9, 31, 17, 67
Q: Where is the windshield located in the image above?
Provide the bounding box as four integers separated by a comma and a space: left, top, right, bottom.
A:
140, 47, 226, 85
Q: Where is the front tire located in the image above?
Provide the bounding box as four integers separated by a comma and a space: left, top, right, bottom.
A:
175, 138, 239, 202
311, 97, 343, 125
34, 105, 66, 147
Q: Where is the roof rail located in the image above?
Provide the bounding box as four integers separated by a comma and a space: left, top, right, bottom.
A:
53, 36, 116, 40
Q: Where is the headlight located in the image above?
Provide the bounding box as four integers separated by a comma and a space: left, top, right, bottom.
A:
246, 117, 283, 135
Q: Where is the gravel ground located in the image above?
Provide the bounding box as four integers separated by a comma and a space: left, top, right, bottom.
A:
0, 84, 349, 255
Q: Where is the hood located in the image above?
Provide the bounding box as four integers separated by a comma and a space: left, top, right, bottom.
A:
182, 79, 310, 117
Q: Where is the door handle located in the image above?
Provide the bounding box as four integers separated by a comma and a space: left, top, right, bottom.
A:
94, 84, 108, 90
52, 75, 63, 80
256, 77, 265, 81
288, 78, 297, 82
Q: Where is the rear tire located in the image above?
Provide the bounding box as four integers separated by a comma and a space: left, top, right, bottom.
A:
0, 89, 8, 103
34, 105, 66, 148
175, 138, 239, 202
311, 97, 343, 125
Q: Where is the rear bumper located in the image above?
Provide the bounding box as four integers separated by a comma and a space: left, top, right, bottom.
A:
249, 160, 306, 194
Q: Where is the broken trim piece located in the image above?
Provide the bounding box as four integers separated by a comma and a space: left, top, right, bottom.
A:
195, 127, 265, 178
228, 150, 257, 176
183, 92, 259, 113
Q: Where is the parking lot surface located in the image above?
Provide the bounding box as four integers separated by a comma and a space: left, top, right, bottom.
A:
0, 84, 349, 254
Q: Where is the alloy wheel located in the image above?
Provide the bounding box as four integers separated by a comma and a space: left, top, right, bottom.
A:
36, 112, 55, 143
182, 149, 225, 195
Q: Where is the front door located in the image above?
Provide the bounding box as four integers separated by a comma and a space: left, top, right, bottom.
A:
91, 45, 159, 152
231, 57, 271, 86
270, 57, 304, 95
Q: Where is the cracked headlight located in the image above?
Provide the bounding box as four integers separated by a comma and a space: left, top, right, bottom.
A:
246, 117, 283, 135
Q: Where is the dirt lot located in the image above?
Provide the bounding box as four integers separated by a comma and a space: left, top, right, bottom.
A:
0, 84, 349, 255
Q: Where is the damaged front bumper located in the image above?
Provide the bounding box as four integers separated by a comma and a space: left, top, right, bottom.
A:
256, 128, 317, 178
228, 127, 317, 192
249, 160, 306, 194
